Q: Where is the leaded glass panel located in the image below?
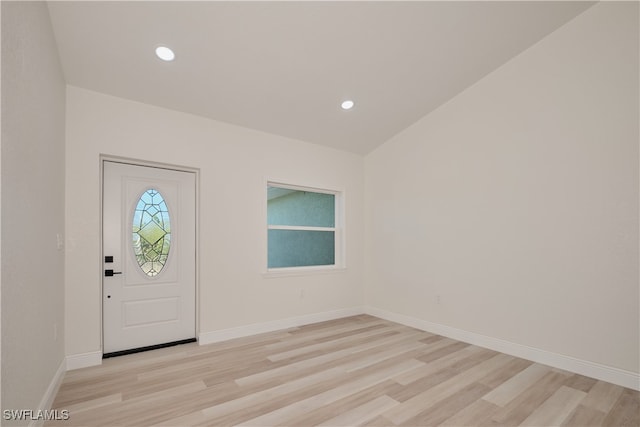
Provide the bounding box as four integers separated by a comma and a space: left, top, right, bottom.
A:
132, 189, 171, 276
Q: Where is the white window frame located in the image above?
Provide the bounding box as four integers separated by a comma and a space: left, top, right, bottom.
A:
264, 180, 345, 277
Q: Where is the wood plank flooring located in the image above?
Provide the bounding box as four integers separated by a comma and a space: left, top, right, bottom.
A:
48, 315, 639, 426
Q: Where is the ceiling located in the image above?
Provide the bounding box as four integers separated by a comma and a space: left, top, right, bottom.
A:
47, 1, 594, 155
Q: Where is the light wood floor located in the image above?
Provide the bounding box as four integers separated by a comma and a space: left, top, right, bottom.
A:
49, 315, 639, 426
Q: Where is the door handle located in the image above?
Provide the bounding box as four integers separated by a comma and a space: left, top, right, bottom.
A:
105, 269, 122, 277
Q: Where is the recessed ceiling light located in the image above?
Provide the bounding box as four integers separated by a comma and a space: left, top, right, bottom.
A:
341, 100, 355, 110
155, 46, 175, 62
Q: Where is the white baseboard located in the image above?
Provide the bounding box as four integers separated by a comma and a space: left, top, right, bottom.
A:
28, 357, 67, 427
66, 350, 102, 371
199, 306, 365, 345
364, 306, 640, 391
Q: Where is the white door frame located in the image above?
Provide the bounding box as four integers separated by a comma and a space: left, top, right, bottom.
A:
99, 155, 200, 354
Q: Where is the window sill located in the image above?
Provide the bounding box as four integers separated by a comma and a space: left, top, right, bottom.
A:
261, 266, 347, 279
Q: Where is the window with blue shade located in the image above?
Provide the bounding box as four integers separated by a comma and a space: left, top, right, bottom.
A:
267, 184, 341, 270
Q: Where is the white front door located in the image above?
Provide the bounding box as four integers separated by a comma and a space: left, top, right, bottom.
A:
103, 161, 196, 355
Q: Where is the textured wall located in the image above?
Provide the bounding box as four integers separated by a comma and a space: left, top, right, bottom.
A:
1, 1, 66, 422
365, 2, 639, 373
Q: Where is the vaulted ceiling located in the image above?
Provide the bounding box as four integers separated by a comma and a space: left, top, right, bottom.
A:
47, 1, 594, 154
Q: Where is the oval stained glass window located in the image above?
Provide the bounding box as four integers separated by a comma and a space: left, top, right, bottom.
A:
132, 189, 171, 277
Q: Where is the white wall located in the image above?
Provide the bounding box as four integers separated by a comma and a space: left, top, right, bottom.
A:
65, 87, 364, 357
1, 1, 66, 421
365, 1, 639, 376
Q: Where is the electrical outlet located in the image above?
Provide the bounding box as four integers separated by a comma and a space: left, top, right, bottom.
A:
436, 295, 441, 305
300, 289, 305, 299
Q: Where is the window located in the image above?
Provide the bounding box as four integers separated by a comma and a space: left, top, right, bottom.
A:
132, 189, 171, 277
267, 183, 342, 271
